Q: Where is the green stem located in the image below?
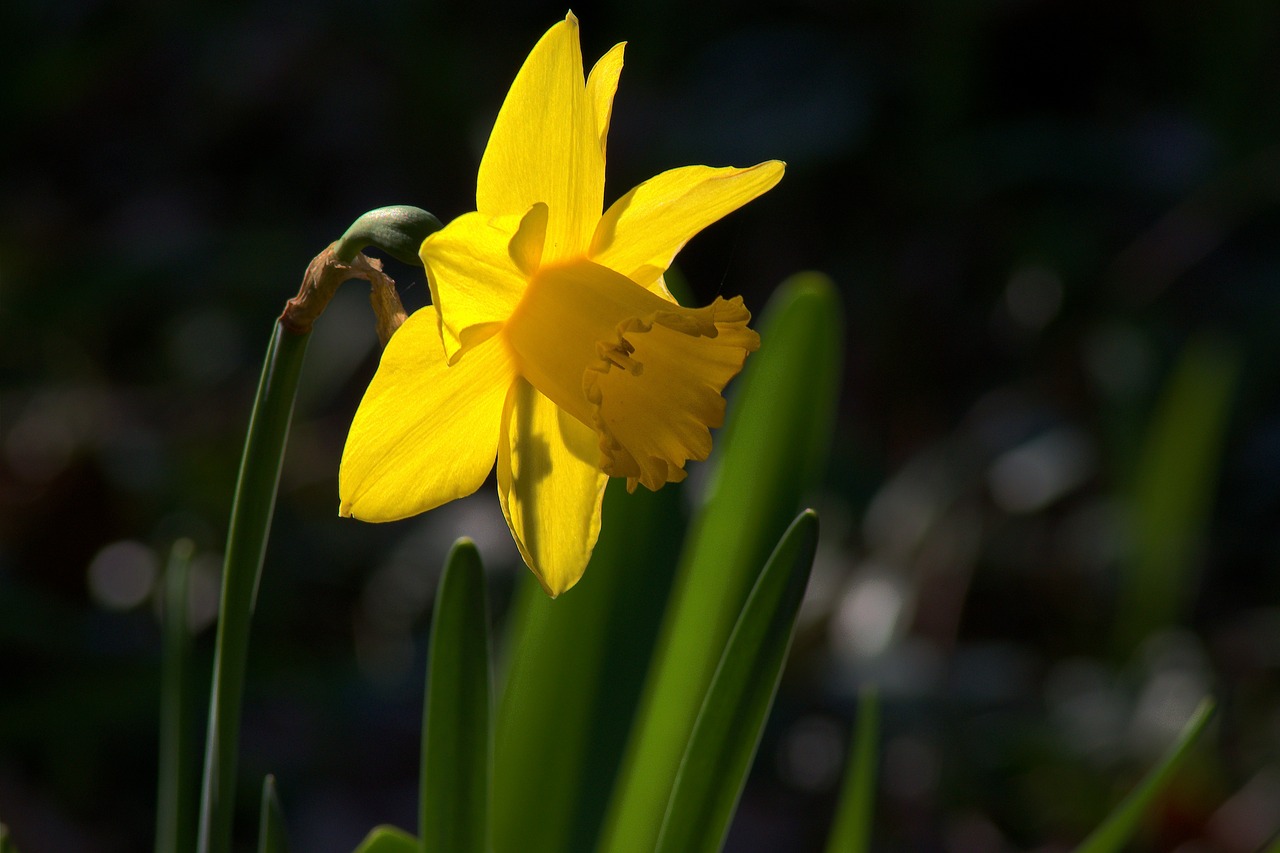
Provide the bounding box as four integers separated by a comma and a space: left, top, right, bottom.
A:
197, 322, 310, 853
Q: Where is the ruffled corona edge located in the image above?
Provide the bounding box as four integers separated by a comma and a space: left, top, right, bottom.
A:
583, 295, 760, 491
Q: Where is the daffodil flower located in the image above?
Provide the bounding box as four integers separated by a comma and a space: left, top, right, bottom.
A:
339, 13, 784, 596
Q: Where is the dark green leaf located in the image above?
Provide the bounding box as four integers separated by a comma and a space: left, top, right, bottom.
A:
420, 540, 491, 853
600, 273, 843, 853
352, 826, 418, 853
1073, 697, 1215, 853
256, 775, 290, 853
1116, 337, 1239, 653
654, 510, 819, 853
824, 688, 880, 853
156, 538, 197, 853
492, 482, 684, 853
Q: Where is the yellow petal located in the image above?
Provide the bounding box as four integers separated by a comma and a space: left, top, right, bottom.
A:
503, 258, 759, 492
586, 42, 625, 156
589, 161, 785, 287
496, 377, 608, 597
508, 202, 548, 277
476, 12, 604, 261
420, 210, 527, 364
339, 306, 515, 521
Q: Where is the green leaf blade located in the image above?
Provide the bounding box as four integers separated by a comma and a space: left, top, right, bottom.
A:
492, 482, 684, 853
600, 273, 844, 853
353, 826, 418, 853
1117, 337, 1239, 653
256, 775, 290, 853
1073, 697, 1215, 853
824, 688, 880, 853
654, 510, 819, 853
420, 539, 491, 853
156, 538, 197, 853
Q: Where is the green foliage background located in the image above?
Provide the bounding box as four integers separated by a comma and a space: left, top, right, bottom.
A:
3, 1, 1280, 850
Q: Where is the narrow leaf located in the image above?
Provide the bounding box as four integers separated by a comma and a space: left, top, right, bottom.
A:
353, 826, 418, 853
198, 322, 311, 853
0, 822, 17, 853
654, 510, 819, 853
1116, 337, 1238, 653
824, 688, 880, 853
420, 539, 491, 853
601, 273, 843, 853
493, 482, 684, 853
1073, 697, 1215, 853
256, 775, 290, 853
156, 538, 197, 853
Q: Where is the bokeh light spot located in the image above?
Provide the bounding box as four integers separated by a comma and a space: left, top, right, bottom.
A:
87, 540, 159, 610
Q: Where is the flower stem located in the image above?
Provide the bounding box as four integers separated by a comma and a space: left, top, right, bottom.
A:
196, 321, 310, 853
192, 206, 433, 852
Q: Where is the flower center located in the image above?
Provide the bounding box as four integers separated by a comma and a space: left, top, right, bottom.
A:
504, 257, 759, 490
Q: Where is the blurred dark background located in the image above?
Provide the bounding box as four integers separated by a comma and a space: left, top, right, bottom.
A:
3, 0, 1280, 850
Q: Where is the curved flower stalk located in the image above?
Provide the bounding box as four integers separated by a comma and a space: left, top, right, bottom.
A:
339, 13, 784, 595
